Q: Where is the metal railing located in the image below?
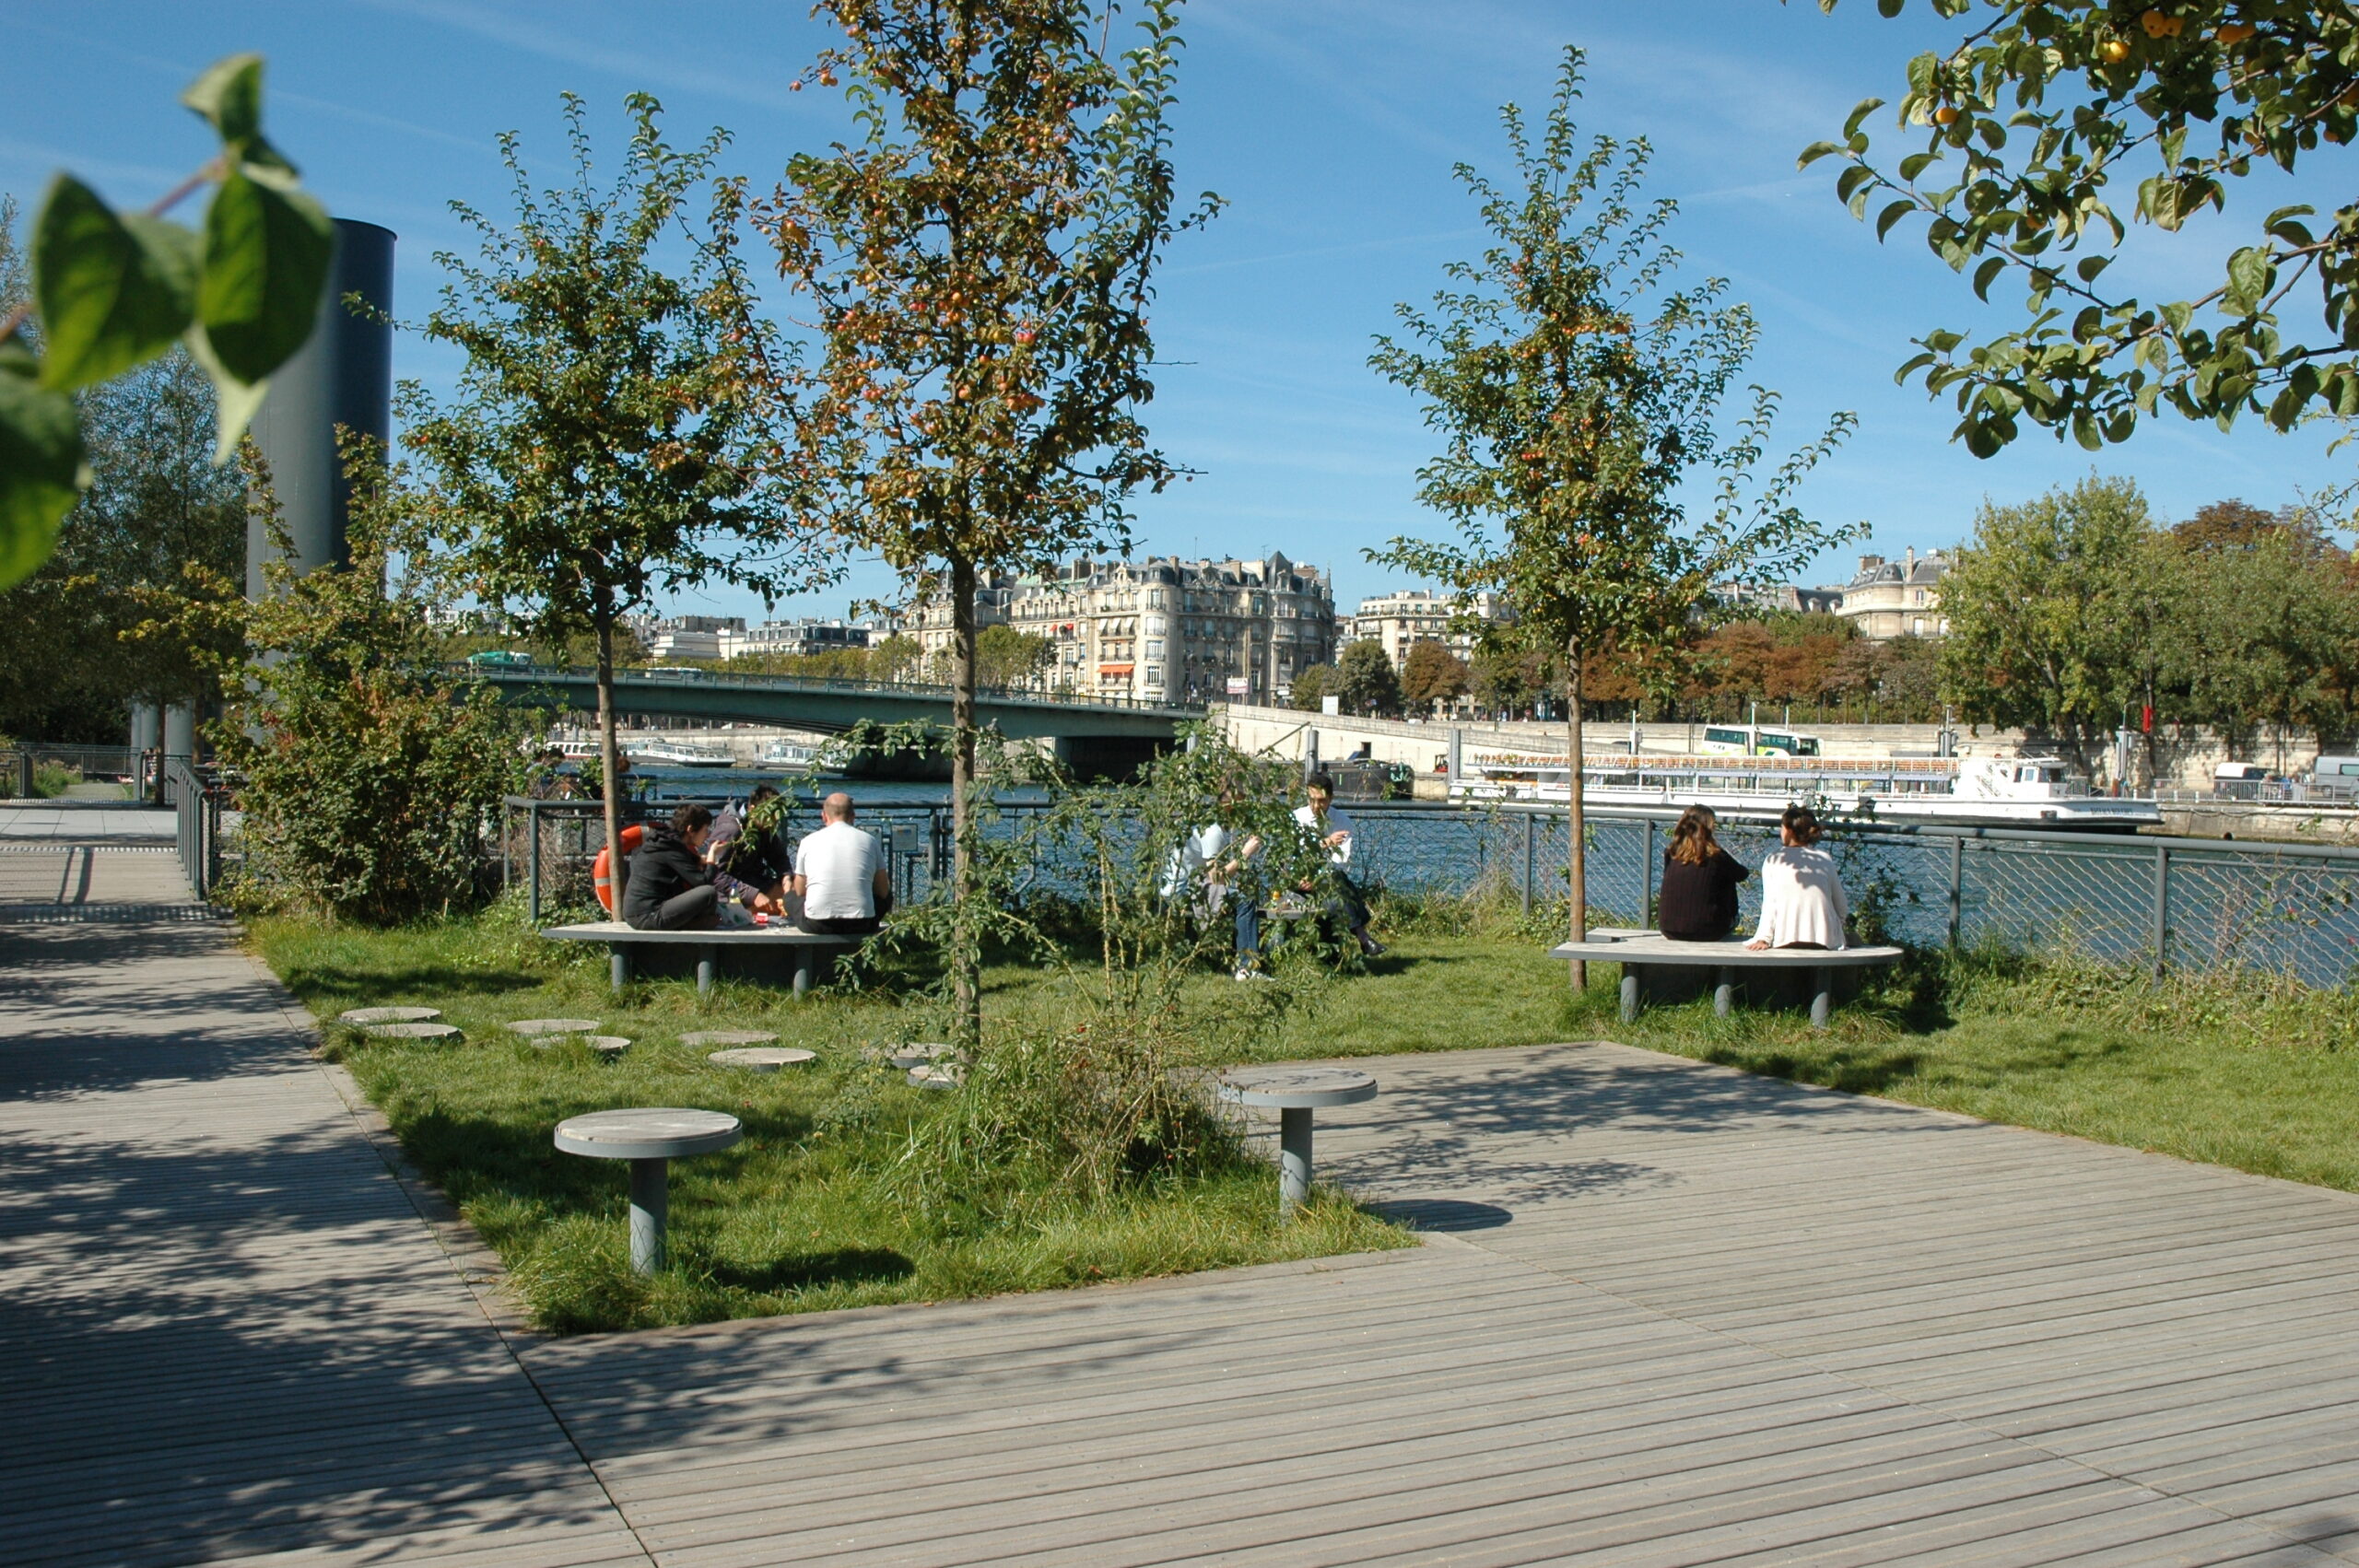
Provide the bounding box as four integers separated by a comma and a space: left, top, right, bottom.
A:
462, 662, 1209, 718
170, 758, 227, 901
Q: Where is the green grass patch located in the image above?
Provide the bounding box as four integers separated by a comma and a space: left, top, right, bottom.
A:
250, 890, 2359, 1333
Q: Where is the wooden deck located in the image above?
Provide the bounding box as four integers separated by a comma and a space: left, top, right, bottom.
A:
8, 838, 2359, 1563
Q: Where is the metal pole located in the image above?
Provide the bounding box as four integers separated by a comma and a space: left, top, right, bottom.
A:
1277, 1106, 1312, 1217
526, 800, 542, 927
1521, 812, 1534, 912
628, 1157, 668, 1274
2153, 843, 2170, 982
1948, 836, 1964, 950
1643, 818, 1657, 927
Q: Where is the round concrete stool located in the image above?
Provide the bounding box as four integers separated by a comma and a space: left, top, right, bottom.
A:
682, 1030, 779, 1048
553, 1109, 742, 1274
709, 1047, 815, 1072
364, 1022, 464, 1043
908, 1064, 962, 1090
1218, 1068, 1379, 1219
566, 1036, 630, 1059
340, 1006, 440, 1025
889, 1043, 956, 1070
510, 1017, 600, 1037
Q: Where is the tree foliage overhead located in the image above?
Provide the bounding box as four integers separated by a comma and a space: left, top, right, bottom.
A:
1805, 0, 2359, 455
761, 0, 1218, 1045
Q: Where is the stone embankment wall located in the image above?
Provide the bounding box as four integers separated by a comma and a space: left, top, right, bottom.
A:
1213, 704, 2321, 794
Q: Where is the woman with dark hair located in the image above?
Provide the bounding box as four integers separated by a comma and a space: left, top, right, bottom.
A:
1656, 805, 1749, 942
1747, 804, 1848, 951
623, 802, 722, 931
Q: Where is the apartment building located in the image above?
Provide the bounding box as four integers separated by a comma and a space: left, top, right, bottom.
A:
717, 617, 873, 661
1836, 548, 1951, 640
910, 552, 1338, 703
641, 614, 746, 661
1348, 589, 1509, 666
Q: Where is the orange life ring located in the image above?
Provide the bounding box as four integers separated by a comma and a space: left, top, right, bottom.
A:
592, 825, 646, 913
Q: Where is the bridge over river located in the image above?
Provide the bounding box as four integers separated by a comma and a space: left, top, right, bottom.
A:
467, 663, 1205, 773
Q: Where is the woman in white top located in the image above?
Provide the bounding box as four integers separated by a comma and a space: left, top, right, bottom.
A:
1746, 805, 1849, 951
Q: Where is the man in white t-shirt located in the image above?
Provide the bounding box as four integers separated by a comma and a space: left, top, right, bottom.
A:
1294, 772, 1382, 957
792, 792, 891, 935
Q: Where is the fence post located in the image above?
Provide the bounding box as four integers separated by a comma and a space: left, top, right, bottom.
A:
1948, 836, 1963, 950
526, 800, 542, 927
2153, 843, 2171, 982
1520, 811, 1534, 913
1642, 818, 1656, 927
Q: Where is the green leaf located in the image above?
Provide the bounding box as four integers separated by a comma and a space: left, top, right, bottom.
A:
182, 54, 264, 146
2074, 254, 2111, 284
1898, 150, 1940, 182
2223, 247, 2272, 316
1876, 199, 1915, 240
183, 323, 272, 464
30, 174, 202, 392
1972, 255, 2006, 301
197, 170, 333, 383
0, 369, 88, 589
1843, 98, 1886, 141
1797, 140, 1844, 169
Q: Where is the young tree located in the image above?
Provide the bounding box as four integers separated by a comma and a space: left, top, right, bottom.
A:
1400, 638, 1470, 714
763, 0, 1218, 1044
1372, 49, 1858, 987
397, 95, 823, 913
1287, 661, 1336, 712
1335, 639, 1402, 717
1805, 2, 2359, 454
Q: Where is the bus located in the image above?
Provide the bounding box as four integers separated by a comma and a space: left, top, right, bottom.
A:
1697, 723, 1822, 759
464, 649, 534, 668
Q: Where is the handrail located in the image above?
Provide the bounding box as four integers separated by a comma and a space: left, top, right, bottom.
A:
456, 661, 1208, 718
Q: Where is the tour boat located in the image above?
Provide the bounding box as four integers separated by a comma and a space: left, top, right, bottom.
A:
760, 738, 820, 768
625, 737, 737, 768
1449, 751, 2163, 831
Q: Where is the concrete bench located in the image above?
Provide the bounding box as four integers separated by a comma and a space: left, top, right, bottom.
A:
543, 922, 861, 996
1219, 1067, 1379, 1219
1550, 933, 1905, 1029
553, 1108, 741, 1274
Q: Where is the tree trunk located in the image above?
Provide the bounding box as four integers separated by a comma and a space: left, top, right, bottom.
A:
1566, 631, 1587, 993
595, 607, 627, 920
949, 554, 980, 1048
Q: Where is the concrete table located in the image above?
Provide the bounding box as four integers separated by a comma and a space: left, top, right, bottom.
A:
509, 1017, 600, 1037
1218, 1067, 1379, 1219
363, 1022, 464, 1043
339, 1006, 440, 1025
709, 1047, 814, 1071
553, 1108, 742, 1274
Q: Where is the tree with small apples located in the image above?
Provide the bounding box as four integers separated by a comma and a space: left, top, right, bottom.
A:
1374, 48, 1859, 989
761, 0, 1218, 1046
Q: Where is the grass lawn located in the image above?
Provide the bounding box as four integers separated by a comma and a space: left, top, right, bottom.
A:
251, 897, 2359, 1331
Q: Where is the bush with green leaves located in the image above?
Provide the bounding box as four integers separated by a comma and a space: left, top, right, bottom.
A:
217, 451, 536, 922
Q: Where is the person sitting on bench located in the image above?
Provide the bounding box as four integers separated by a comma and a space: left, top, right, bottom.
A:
792, 791, 892, 936
1657, 804, 1750, 942
710, 784, 792, 917
1747, 805, 1848, 951
623, 803, 721, 931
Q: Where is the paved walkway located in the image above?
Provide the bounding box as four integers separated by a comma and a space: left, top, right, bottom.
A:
8, 834, 2359, 1564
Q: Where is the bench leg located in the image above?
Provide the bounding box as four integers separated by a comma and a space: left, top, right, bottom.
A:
1715, 967, 1735, 1019
1811, 968, 1834, 1030
1278, 1106, 1313, 1219
628, 1157, 668, 1274
1618, 967, 1640, 1024
696, 946, 716, 997
793, 949, 810, 999
610, 948, 628, 993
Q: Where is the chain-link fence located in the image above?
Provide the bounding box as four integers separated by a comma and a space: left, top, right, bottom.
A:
497, 794, 2359, 989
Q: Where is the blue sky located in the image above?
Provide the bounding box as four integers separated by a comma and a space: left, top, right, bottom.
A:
8, 0, 2349, 622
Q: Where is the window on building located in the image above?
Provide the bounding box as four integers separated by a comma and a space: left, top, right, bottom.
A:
1146, 640, 1163, 659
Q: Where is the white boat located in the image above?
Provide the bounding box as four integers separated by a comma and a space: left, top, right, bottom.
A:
625, 737, 736, 768
1449, 752, 2163, 831
761, 739, 819, 768
552, 736, 601, 761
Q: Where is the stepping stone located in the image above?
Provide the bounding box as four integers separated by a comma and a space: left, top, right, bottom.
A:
681, 1030, 780, 1047
364, 1022, 464, 1042
890, 1043, 957, 1069
340, 1006, 440, 1025
583, 1036, 630, 1059
509, 1017, 601, 1037
710, 1047, 816, 1072
909, 1064, 962, 1089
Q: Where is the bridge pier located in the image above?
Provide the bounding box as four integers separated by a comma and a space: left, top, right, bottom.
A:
1055, 734, 1166, 782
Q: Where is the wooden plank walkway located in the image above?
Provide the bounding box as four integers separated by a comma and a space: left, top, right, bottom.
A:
0, 845, 648, 1568
520, 1046, 2359, 1567
11, 837, 2359, 1564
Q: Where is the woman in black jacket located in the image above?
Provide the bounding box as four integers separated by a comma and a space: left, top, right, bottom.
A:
622, 803, 721, 930
1655, 805, 1749, 942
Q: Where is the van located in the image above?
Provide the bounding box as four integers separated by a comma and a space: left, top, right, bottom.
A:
2313, 755, 2359, 800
